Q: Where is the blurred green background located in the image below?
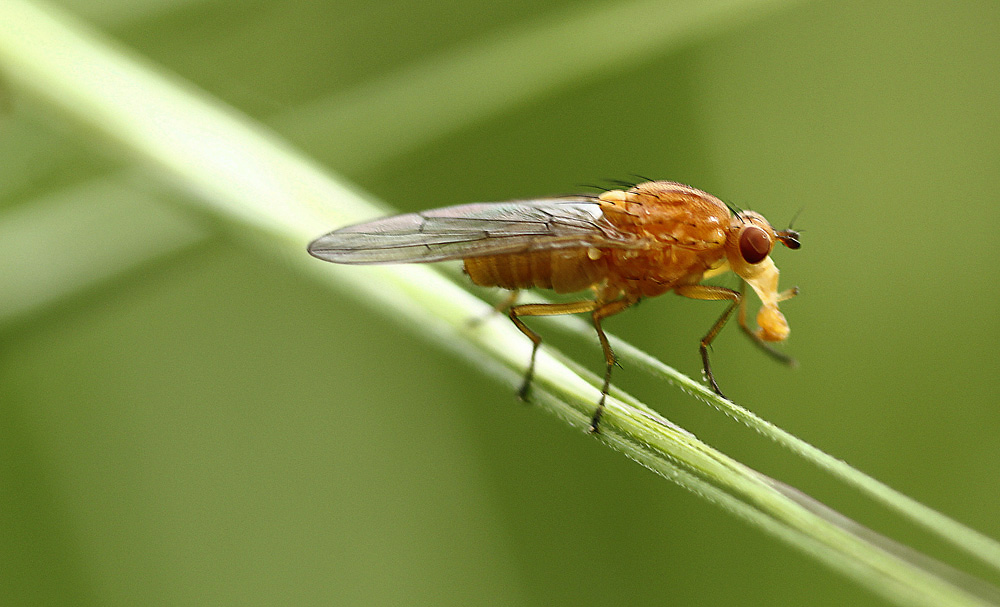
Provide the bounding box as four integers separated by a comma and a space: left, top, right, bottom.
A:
2, 0, 999, 605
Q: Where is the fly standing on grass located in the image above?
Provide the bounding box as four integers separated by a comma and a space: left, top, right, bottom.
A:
308, 180, 801, 432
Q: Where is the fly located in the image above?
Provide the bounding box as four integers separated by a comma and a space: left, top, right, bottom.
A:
308, 180, 800, 432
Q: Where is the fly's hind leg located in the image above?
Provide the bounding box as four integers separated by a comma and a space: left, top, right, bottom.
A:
507, 300, 598, 402
675, 285, 741, 397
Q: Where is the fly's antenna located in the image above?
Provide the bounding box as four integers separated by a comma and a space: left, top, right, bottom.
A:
787, 206, 805, 231
776, 207, 804, 250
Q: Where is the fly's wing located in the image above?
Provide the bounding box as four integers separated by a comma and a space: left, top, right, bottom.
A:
308, 197, 640, 264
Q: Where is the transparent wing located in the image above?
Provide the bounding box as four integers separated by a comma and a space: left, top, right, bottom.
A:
308, 197, 641, 264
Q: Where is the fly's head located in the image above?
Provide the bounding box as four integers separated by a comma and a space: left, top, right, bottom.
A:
724, 211, 800, 342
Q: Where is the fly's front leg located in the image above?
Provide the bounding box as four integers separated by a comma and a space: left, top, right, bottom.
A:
507, 300, 598, 402
588, 298, 634, 433
675, 285, 741, 397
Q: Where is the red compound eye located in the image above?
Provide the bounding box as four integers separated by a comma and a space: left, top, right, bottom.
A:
738, 226, 771, 264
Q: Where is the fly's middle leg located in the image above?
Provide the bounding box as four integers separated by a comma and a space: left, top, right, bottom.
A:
587, 298, 633, 433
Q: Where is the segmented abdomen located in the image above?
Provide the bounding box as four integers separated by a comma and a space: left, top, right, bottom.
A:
464, 249, 605, 294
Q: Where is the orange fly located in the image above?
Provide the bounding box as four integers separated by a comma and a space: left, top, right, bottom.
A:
308, 181, 800, 431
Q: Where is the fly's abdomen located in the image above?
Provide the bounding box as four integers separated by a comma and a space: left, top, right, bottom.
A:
464, 249, 604, 294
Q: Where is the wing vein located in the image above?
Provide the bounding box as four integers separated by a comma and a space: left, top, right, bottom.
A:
308, 198, 643, 264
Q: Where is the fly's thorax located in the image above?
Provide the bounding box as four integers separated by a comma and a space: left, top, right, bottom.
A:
603, 239, 728, 299
596, 182, 732, 298
598, 181, 730, 247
